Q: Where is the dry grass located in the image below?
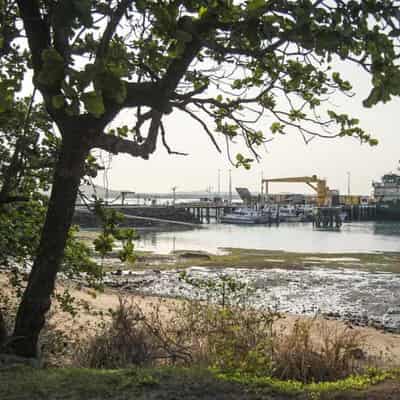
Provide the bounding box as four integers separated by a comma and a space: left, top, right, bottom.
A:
0, 272, 379, 383
273, 318, 365, 382
75, 298, 157, 368
75, 296, 369, 383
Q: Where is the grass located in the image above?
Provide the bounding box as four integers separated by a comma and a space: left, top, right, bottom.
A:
216, 368, 400, 395
1, 366, 399, 400
76, 228, 400, 273
0, 366, 159, 400
87, 247, 400, 273
170, 248, 400, 273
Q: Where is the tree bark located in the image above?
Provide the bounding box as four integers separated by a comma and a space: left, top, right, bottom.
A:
0, 309, 6, 347
11, 133, 89, 358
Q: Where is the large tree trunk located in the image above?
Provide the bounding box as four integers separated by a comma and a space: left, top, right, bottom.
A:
0, 310, 6, 347
11, 134, 89, 358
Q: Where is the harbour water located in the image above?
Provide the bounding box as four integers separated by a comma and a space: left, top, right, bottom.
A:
135, 221, 400, 254
101, 221, 400, 331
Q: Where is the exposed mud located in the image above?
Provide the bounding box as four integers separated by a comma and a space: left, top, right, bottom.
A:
104, 265, 400, 332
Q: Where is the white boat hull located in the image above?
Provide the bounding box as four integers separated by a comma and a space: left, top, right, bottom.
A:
220, 208, 271, 224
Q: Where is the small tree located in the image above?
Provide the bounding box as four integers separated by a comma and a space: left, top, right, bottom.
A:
1, 0, 399, 358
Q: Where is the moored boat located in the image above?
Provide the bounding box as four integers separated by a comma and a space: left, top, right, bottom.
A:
220, 208, 271, 224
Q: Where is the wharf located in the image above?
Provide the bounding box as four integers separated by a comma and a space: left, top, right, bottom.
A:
342, 204, 377, 221
73, 204, 203, 227
75, 201, 236, 224
74, 202, 378, 227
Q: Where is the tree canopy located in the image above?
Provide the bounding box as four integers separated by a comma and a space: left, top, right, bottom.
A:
3, 1, 400, 162
1, 0, 400, 358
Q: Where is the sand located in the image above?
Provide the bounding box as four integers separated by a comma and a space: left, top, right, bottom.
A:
1, 271, 400, 366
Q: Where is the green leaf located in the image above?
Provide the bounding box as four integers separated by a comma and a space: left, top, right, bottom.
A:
38, 49, 65, 87
198, 6, 208, 17
51, 95, 65, 110
369, 138, 379, 146
270, 122, 285, 134
82, 91, 105, 117
248, 0, 265, 12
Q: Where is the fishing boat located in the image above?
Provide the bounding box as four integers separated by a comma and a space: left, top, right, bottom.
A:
220, 208, 271, 224
277, 206, 301, 222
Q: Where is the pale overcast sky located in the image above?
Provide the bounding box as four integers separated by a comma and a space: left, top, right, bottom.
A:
94, 61, 400, 197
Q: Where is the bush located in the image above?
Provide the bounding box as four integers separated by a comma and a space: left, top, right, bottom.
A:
74, 274, 368, 383
273, 318, 365, 383
0, 284, 17, 352
74, 297, 157, 368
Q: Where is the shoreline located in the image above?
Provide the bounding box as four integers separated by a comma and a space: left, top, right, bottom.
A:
1, 271, 400, 368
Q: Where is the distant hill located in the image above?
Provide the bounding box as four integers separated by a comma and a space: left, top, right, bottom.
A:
78, 184, 129, 201
76, 184, 241, 202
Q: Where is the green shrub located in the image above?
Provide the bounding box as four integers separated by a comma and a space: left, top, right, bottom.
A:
75, 275, 369, 383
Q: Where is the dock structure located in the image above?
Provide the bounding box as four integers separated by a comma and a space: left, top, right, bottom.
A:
74, 201, 237, 226
176, 202, 235, 223
342, 204, 376, 221
313, 207, 343, 230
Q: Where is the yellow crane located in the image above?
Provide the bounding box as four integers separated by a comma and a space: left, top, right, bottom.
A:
262, 175, 330, 207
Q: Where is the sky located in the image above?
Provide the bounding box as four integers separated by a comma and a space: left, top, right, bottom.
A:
93, 61, 400, 197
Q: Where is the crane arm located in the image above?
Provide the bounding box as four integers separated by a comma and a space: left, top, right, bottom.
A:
262, 175, 318, 183
262, 175, 329, 207
306, 182, 318, 192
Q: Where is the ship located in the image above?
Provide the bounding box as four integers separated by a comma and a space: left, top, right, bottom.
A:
220, 208, 272, 224
373, 164, 400, 220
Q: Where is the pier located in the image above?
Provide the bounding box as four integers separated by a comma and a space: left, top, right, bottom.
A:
74, 201, 378, 227
342, 204, 377, 221
176, 202, 234, 223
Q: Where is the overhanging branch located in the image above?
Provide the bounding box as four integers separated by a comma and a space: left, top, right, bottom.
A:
177, 106, 221, 153
16, 0, 51, 73
93, 110, 162, 159
96, 0, 134, 61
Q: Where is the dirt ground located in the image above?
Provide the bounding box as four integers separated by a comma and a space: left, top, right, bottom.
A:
1, 271, 400, 367
57, 281, 400, 367
2, 271, 400, 399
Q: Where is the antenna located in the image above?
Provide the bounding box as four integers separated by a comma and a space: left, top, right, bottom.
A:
228, 169, 232, 205
171, 186, 178, 206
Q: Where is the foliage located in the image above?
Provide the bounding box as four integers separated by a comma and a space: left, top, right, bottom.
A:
2, 1, 400, 160
216, 367, 400, 396
0, 366, 399, 400
272, 318, 365, 383
75, 275, 367, 383
93, 199, 139, 265
75, 297, 159, 369
2, 0, 400, 357
0, 199, 47, 269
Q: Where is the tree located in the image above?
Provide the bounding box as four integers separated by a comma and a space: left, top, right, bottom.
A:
1, 0, 399, 358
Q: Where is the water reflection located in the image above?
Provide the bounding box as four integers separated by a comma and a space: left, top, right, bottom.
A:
373, 221, 400, 236
135, 222, 400, 254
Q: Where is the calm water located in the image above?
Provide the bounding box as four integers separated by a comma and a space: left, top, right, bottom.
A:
136, 221, 400, 254
105, 221, 400, 329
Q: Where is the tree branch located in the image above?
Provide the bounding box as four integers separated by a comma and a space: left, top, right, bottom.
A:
93, 110, 162, 159
96, 0, 134, 61
177, 106, 221, 153
16, 0, 51, 74
160, 121, 189, 156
